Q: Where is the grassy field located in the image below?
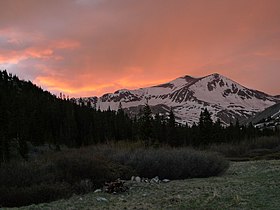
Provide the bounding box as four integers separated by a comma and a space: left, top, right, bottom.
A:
7, 160, 280, 210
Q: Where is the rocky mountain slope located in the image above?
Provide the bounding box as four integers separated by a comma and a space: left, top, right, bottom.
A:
245, 103, 280, 129
78, 73, 279, 125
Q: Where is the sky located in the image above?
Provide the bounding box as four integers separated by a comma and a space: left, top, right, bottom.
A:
0, 0, 280, 97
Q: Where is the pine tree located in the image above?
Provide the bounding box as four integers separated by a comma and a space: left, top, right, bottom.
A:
185, 123, 191, 146
190, 122, 199, 147
198, 108, 214, 145
167, 108, 178, 146
213, 118, 223, 143
139, 103, 153, 147
234, 119, 241, 143
153, 113, 166, 144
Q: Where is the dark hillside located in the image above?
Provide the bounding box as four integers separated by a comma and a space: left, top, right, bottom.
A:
0, 70, 133, 162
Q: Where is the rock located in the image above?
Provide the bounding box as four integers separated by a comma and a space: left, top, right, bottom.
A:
104, 179, 128, 193
142, 178, 149, 183
135, 176, 141, 183
162, 179, 171, 183
96, 197, 108, 202
94, 189, 102, 193
150, 176, 160, 184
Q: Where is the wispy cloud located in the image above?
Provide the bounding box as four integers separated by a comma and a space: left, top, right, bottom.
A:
0, 0, 280, 97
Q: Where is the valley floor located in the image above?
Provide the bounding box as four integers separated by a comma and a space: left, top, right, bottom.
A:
8, 160, 280, 210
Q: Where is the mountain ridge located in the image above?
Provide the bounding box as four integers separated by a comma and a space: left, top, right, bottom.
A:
245, 103, 280, 128
78, 73, 279, 125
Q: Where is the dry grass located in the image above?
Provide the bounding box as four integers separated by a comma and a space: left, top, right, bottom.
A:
0, 145, 228, 207
210, 136, 280, 161
9, 160, 280, 210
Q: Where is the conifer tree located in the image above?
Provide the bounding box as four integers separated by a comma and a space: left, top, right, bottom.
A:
153, 113, 166, 144
234, 119, 241, 143
198, 108, 214, 145
167, 108, 178, 146
139, 103, 153, 147
185, 123, 191, 146
213, 118, 223, 143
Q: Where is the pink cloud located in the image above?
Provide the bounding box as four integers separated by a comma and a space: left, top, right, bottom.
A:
0, 0, 279, 97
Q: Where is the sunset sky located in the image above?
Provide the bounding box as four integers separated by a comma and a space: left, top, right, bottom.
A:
0, 0, 280, 97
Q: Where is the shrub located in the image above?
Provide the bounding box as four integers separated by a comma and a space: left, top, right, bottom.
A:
0, 148, 134, 207
0, 161, 56, 188
211, 136, 280, 158
51, 153, 133, 187
104, 147, 229, 179
0, 145, 229, 207
0, 183, 71, 207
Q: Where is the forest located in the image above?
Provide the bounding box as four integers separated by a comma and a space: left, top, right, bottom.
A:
0, 70, 277, 163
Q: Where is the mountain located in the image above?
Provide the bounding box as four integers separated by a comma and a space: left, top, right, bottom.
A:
79, 73, 279, 125
245, 103, 280, 129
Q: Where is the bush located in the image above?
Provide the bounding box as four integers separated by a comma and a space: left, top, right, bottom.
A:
0, 145, 229, 207
0, 161, 56, 188
52, 153, 133, 187
211, 136, 280, 158
104, 147, 229, 179
0, 183, 71, 207
0, 149, 134, 207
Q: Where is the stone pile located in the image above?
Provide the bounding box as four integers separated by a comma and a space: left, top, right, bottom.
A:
131, 176, 170, 184
104, 179, 128, 194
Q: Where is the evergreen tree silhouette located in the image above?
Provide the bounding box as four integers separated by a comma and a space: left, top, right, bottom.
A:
198, 108, 213, 145
167, 108, 178, 146
140, 103, 153, 147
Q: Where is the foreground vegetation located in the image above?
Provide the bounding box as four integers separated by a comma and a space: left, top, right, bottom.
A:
0, 146, 228, 207
6, 160, 279, 210
1, 136, 280, 207
211, 136, 280, 161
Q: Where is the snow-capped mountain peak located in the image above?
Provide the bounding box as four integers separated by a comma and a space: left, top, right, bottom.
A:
78, 73, 279, 125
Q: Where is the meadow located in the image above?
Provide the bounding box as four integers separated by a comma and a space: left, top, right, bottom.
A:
1, 136, 280, 209
6, 159, 280, 210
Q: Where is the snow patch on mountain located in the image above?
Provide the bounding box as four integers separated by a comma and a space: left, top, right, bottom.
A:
78, 73, 279, 125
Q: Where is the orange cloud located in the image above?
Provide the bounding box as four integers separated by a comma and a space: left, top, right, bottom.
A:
0, 47, 32, 64
35, 75, 116, 96
1, 0, 280, 97
34, 72, 169, 97
51, 40, 80, 50
0, 33, 80, 65
25, 48, 54, 59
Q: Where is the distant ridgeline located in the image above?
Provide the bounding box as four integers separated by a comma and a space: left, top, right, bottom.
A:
245, 103, 280, 131
0, 70, 278, 162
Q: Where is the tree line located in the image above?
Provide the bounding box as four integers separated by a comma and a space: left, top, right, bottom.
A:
0, 70, 277, 162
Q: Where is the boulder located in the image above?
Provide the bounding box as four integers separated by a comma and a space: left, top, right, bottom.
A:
135, 176, 141, 183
